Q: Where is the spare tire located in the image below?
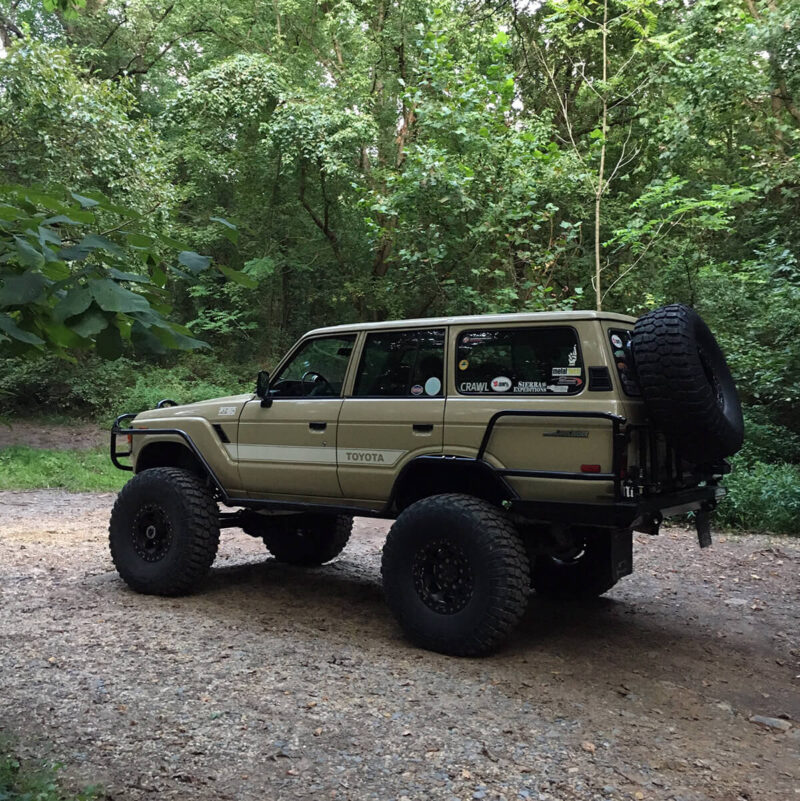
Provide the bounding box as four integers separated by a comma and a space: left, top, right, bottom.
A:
631, 304, 744, 464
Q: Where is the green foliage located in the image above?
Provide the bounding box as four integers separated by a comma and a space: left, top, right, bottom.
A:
717, 461, 800, 536
0, 445, 125, 492
0, 184, 250, 358
0, 741, 100, 800
0, 353, 251, 419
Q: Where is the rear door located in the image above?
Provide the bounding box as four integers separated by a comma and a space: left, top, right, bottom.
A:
444, 323, 619, 503
337, 328, 446, 501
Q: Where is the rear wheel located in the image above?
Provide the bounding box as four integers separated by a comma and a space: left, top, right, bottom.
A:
381, 493, 529, 657
531, 528, 631, 600
109, 467, 220, 596
245, 513, 352, 565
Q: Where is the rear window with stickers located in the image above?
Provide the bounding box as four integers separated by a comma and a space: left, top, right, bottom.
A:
608, 328, 641, 396
455, 327, 584, 396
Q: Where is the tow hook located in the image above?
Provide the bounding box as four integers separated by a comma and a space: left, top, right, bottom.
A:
695, 507, 712, 548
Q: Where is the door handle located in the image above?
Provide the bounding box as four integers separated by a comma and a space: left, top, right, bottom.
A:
412, 424, 434, 434
309, 421, 327, 432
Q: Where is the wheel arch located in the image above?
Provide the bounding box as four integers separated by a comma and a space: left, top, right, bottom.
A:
135, 440, 207, 479
388, 455, 514, 513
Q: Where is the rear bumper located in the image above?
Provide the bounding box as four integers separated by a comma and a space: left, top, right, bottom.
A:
509, 485, 725, 529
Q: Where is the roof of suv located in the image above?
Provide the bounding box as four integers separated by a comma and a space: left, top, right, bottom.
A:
306, 310, 638, 337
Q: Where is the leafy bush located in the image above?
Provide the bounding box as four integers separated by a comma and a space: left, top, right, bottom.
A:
717, 460, 800, 535
0, 446, 125, 491
0, 353, 254, 421
0, 741, 99, 801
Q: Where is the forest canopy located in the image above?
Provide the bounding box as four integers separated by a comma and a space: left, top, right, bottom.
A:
1, 0, 799, 531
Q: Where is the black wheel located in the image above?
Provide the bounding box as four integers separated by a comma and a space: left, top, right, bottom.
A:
632, 304, 744, 463
381, 493, 530, 657
109, 467, 220, 596
531, 529, 628, 600
245, 514, 352, 565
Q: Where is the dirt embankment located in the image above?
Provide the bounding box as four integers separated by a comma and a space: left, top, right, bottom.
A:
1, 490, 798, 801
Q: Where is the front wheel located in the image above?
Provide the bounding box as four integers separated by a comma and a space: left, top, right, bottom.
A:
109, 467, 220, 596
381, 493, 530, 657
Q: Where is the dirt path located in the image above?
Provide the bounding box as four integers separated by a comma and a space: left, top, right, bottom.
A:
0, 491, 798, 801
0, 421, 107, 450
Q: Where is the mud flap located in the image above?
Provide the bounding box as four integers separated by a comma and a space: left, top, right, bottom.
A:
695, 509, 712, 548
610, 529, 633, 581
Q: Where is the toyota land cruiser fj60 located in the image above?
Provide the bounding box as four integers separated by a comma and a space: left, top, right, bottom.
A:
109, 304, 743, 656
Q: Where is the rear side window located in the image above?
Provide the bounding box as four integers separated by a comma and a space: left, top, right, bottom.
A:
354, 329, 445, 397
608, 328, 641, 396
456, 327, 584, 395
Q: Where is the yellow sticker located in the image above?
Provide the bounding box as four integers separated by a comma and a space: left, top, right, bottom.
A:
459, 359, 469, 370
567, 367, 582, 376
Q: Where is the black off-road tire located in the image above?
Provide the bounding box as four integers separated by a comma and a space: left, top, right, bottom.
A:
109, 467, 220, 596
632, 304, 744, 463
381, 493, 530, 657
531, 529, 621, 601
250, 514, 352, 565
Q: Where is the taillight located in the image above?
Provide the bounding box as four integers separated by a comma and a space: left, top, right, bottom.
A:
581, 464, 602, 473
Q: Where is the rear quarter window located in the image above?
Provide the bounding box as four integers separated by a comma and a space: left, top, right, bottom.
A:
455, 327, 584, 395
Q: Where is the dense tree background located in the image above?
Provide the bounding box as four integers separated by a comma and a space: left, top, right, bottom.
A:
1, 0, 799, 528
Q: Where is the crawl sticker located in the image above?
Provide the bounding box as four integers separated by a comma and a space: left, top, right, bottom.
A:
424, 377, 442, 396
611, 333, 624, 349
217, 406, 237, 416
490, 376, 512, 392
410, 384, 424, 396
552, 367, 582, 377
458, 359, 469, 371
460, 382, 488, 392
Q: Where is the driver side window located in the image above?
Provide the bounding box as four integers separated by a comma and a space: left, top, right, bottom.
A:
270, 335, 355, 398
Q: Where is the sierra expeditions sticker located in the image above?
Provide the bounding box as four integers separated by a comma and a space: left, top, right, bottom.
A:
552, 367, 582, 377
458, 359, 469, 370
514, 381, 547, 393
410, 384, 424, 396
424, 377, 442, 396
490, 376, 512, 392
611, 333, 624, 349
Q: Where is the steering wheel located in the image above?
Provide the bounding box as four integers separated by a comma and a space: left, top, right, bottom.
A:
301, 370, 334, 396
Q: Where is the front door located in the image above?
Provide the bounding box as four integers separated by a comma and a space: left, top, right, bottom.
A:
338, 328, 446, 501
238, 334, 356, 500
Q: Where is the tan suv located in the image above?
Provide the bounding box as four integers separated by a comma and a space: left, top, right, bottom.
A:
110, 304, 743, 656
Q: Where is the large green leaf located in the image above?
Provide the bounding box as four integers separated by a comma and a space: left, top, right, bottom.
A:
109, 267, 152, 284
70, 307, 109, 338
0, 272, 48, 307
13, 236, 45, 269
0, 313, 44, 345
89, 279, 151, 313
178, 251, 212, 273
218, 264, 258, 288
54, 287, 93, 321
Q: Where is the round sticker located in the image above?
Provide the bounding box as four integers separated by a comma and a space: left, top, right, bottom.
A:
410, 384, 424, 396
490, 376, 512, 392
424, 377, 441, 396
458, 359, 469, 371
611, 334, 624, 349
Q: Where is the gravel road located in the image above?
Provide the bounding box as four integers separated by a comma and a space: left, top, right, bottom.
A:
0, 490, 798, 801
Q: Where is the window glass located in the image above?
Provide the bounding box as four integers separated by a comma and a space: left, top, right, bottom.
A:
456, 327, 584, 395
354, 329, 445, 397
608, 328, 641, 396
270, 335, 355, 398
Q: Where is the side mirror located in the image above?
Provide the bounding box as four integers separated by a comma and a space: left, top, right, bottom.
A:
256, 370, 272, 407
